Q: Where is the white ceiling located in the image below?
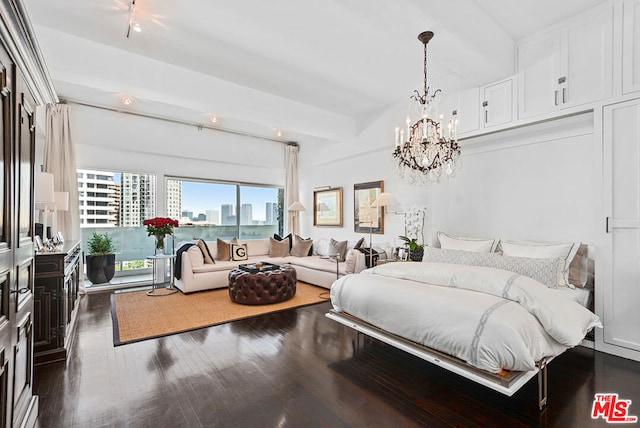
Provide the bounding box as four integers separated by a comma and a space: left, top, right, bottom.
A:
23, 0, 605, 145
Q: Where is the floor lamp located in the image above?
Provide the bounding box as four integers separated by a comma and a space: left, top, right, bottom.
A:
369, 192, 399, 268
288, 201, 306, 235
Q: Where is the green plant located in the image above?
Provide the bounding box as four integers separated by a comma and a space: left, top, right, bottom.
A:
398, 235, 423, 251
87, 232, 114, 255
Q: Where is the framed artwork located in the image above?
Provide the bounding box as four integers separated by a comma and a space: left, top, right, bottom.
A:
313, 187, 343, 226
354, 180, 384, 234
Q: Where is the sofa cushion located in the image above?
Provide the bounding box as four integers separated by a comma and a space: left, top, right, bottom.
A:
231, 243, 248, 261
187, 245, 205, 268
217, 238, 236, 261
196, 239, 215, 264
328, 238, 348, 261
291, 235, 313, 257
269, 237, 290, 257
289, 255, 346, 275
313, 237, 330, 256
273, 233, 292, 250
242, 238, 270, 257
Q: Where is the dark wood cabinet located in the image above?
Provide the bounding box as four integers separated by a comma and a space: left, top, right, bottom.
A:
34, 241, 81, 365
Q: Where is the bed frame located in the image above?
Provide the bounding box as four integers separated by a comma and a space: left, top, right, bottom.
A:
326, 310, 550, 410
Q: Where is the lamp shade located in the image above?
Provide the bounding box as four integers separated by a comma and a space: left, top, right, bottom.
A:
371, 192, 399, 207
54, 191, 69, 211
288, 201, 306, 212
35, 172, 55, 206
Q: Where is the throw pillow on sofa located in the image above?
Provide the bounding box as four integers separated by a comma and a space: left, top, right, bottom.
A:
291, 235, 313, 257
231, 243, 248, 261
328, 238, 348, 261
186, 245, 205, 267
273, 233, 292, 250
217, 237, 237, 261
269, 237, 290, 257
196, 239, 215, 264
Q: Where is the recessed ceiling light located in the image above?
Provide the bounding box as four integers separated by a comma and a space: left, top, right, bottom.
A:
275, 129, 283, 137
210, 114, 218, 123
132, 22, 142, 33
122, 94, 133, 105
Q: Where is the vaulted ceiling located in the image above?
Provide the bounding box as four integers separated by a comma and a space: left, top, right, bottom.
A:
23, 0, 605, 145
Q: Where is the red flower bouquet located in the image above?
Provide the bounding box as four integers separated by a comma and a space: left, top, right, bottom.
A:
143, 217, 179, 237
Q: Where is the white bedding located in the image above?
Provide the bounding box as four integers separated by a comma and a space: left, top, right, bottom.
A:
330, 263, 601, 373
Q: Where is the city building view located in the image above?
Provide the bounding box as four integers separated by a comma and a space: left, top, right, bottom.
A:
78, 169, 283, 284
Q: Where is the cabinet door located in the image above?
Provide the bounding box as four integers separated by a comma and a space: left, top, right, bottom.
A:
562, 5, 613, 108
623, 0, 640, 95
457, 86, 480, 135
482, 79, 512, 128
604, 99, 640, 353
517, 30, 561, 119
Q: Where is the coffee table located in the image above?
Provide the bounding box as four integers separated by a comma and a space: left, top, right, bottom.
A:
228, 264, 296, 305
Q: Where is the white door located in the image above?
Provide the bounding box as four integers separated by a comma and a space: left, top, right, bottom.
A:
604, 99, 640, 352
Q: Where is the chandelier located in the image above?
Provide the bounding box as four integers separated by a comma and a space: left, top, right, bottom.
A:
393, 31, 461, 185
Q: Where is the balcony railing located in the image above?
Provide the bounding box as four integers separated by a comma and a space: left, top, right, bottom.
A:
80, 224, 280, 281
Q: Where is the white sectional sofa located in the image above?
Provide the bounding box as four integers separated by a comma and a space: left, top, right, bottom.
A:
174, 237, 368, 293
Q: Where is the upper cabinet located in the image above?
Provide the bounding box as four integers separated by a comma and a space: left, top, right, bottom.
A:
517, 3, 614, 119
623, 0, 640, 95
432, 73, 480, 136
481, 79, 513, 128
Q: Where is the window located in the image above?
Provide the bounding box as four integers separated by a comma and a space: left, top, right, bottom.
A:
167, 178, 283, 242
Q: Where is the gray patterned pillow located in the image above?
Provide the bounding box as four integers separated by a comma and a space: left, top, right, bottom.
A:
422, 247, 563, 288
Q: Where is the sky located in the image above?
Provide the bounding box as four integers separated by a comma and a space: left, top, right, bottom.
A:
180, 180, 278, 221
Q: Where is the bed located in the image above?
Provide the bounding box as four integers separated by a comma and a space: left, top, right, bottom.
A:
326, 246, 601, 409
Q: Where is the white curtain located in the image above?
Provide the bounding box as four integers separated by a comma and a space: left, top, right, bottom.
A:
285, 144, 300, 235
43, 103, 80, 242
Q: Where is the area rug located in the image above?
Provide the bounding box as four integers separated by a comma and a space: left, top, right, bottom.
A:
110, 282, 329, 346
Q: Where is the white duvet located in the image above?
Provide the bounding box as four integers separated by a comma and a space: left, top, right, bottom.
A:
330, 262, 601, 373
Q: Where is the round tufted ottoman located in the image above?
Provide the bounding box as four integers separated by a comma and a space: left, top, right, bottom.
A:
228, 265, 297, 305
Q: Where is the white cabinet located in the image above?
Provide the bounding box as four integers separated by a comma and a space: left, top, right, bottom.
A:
601, 98, 640, 359
623, 0, 640, 94
432, 73, 480, 136
517, 31, 561, 119
481, 79, 513, 128
517, 4, 613, 119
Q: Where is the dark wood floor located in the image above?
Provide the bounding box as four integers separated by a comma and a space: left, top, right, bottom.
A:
33, 287, 640, 428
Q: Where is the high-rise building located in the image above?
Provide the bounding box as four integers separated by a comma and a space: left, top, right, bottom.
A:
205, 209, 219, 224
77, 169, 118, 227
167, 180, 182, 219
221, 204, 235, 225
182, 210, 194, 220
265, 202, 277, 225
196, 213, 206, 222
240, 203, 253, 225
120, 173, 155, 226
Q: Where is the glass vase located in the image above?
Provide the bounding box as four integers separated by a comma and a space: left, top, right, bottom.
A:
155, 234, 165, 255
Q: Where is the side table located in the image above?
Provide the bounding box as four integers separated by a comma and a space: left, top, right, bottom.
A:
146, 254, 178, 296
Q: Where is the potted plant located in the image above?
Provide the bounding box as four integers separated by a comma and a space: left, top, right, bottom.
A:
85, 232, 116, 284
398, 235, 424, 262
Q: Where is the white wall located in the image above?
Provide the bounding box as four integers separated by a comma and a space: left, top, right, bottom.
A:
71, 104, 286, 216
299, 106, 597, 253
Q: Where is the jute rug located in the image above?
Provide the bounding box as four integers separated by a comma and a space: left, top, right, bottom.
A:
110, 282, 329, 346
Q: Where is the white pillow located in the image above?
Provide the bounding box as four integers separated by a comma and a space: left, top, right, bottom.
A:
499, 240, 580, 288
344, 249, 358, 274
437, 231, 496, 253
186, 245, 205, 268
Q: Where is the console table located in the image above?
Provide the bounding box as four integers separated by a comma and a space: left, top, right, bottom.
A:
34, 240, 82, 365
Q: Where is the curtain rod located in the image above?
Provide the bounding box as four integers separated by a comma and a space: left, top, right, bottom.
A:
59, 97, 295, 145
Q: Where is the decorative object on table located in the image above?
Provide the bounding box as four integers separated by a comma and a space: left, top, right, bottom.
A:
238, 262, 280, 273
313, 187, 343, 226
288, 201, 305, 235
392, 31, 461, 185
34, 171, 55, 239
85, 232, 116, 284
354, 181, 384, 234
143, 217, 179, 255
399, 206, 426, 261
